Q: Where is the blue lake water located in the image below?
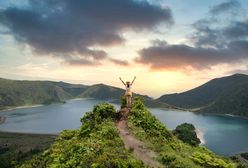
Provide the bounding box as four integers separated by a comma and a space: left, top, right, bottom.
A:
1, 98, 248, 156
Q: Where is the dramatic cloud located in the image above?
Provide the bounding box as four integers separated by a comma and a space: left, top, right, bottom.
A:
136, 40, 248, 70
191, 19, 225, 48
209, 0, 241, 15
190, 0, 245, 48
0, 0, 173, 66
224, 20, 248, 39
136, 0, 248, 71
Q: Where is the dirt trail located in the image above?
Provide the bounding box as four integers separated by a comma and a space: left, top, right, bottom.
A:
116, 117, 164, 167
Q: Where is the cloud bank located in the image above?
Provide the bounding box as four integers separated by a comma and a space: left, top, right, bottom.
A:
209, 0, 241, 15
136, 0, 248, 71
136, 40, 248, 70
0, 0, 173, 66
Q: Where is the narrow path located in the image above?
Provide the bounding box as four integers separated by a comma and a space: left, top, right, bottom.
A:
116, 119, 164, 167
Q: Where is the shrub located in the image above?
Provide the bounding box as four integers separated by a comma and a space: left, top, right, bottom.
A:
160, 154, 176, 164
129, 97, 172, 139
120, 96, 126, 108
80, 103, 116, 136
191, 152, 234, 168
241, 153, 248, 160
173, 123, 201, 146
128, 97, 234, 168
20, 103, 144, 168
80, 103, 115, 124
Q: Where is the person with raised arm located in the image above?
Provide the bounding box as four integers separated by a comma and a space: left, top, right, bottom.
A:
119, 76, 136, 108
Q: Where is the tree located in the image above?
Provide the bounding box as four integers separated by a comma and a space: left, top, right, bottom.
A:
173, 123, 200, 146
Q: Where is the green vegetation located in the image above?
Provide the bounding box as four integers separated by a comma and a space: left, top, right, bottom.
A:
78, 84, 127, 100
0, 79, 63, 109
237, 164, 248, 168
157, 74, 248, 117
230, 154, 248, 168
19, 103, 144, 168
120, 95, 126, 108
241, 153, 248, 160
173, 123, 201, 146
2, 73, 248, 116
128, 97, 235, 168
0, 78, 86, 110
0, 132, 56, 168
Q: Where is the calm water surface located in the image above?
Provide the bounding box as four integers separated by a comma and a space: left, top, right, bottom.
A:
1, 99, 248, 156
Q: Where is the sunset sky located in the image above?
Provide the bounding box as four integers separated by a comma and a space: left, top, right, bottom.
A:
1, 0, 248, 98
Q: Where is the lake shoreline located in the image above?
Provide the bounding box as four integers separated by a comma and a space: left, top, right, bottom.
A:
0, 130, 59, 136
0, 98, 98, 112
0, 104, 45, 112
193, 112, 248, 120
196, 129, 205, 145
0, 101, 68, 112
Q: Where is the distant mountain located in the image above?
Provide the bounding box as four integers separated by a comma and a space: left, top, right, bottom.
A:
79, 84, 129, 100
78, 83, 150, 100
78, 83, 173, 108
157, 74, 248, 117
0, 78, 86, 109
53, 81, 88, 97
0, 78, 172, 110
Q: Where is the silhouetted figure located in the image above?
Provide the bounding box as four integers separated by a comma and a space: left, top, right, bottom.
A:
119, 76, 136, 108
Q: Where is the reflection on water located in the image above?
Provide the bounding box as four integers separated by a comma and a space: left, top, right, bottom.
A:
1, 99, 248, 156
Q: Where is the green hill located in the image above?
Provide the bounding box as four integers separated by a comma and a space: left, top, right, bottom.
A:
157, 74, 248, 117
18, 98, 238, 168
0, 78, 92, 110
52, 81, 88, 97
78, 83, 145, 100
79, 84, 115, 99
0, 78, 68, 109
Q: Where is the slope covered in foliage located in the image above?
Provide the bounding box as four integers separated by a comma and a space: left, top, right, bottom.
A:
173, 123, 201, 146
0, 78, 69, 109
128, 97, 235, 168
19, 103, 144, 168
157, 74, 248, 117
0, 132, 56, 168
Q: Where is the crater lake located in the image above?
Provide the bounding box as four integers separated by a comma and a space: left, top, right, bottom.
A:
1, 98, 248, 156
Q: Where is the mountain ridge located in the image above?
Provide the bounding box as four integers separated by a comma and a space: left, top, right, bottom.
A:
157, 73, 248, 116
0, 77, 172, 110
2, 73, 248, 116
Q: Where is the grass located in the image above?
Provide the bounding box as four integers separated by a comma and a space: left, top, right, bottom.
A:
128, 97, 235, 168
0, 132, 57, 168
19, 103, 144, 168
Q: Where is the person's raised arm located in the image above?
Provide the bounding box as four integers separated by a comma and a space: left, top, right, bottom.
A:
131, 76, 136, 85
119, 77, 126, 86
